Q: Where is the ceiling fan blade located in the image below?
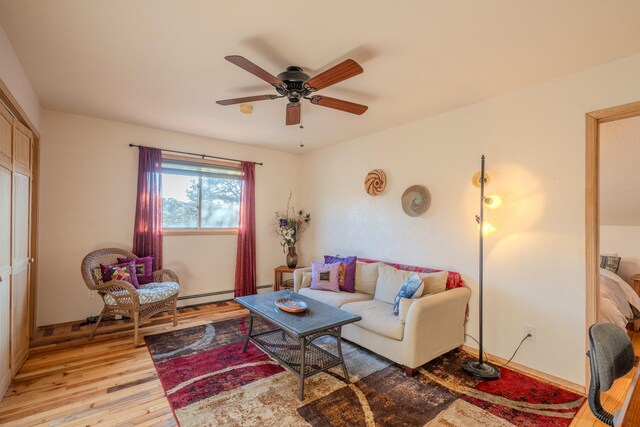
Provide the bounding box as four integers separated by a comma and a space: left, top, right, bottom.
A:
309, 95, 368, 115
286, 102, 301, 125
304, 59, 363, 91
216, 95, 278, 106
225, 55, 284, 88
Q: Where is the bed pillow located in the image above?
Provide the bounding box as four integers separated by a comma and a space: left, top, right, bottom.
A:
117, 256, 154, 284
324, 255, 357, 292
310, 262, 340, 292
100, 261, 139, 288
600, 255, 621, 274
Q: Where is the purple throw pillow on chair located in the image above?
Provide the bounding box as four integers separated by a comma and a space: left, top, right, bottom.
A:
310, 262, 341, 292
118, 256, 154, 284
324, 255, 357, 293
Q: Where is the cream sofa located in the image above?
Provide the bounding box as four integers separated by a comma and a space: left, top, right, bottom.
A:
293, 261, 470, 375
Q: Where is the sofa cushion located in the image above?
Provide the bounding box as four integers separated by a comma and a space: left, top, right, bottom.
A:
418, 271, 449, 295
299, 288, 372, 308
355, 261, 379, 295
374, 263, 411, 304
341, 299, 404, 341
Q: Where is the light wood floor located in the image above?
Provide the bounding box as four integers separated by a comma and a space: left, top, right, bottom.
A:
0, 301, 635, 426
0, 301, 247, 426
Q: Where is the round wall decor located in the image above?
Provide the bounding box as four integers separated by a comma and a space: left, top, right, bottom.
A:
401, 185, 431, 217
364, 169, 387, 196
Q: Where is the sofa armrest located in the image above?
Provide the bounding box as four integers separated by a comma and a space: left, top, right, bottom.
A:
402, 287, 471, 369
293, 267, 312, 292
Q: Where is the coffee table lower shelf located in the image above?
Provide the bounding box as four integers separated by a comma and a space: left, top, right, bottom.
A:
242, 323, 349, 400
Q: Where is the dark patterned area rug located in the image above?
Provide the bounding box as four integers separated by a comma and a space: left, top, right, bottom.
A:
145, 317, 584, 427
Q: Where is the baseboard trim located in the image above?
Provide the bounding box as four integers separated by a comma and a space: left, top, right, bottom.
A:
460, 345, 585, 395
0, 370, 11, 401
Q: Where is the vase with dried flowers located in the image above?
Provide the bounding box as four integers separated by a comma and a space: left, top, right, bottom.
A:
275, 193, 311, 268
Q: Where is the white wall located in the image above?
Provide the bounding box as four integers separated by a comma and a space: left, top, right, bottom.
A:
37, 110, 301, 326
299, 53, 640, 386
0, 24, 40, 131
601, 225, 640, 285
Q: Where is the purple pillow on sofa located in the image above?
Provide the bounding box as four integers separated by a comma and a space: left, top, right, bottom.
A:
311, 262, 340, 292
324, 255, 357, 293
118, 256, 154, 284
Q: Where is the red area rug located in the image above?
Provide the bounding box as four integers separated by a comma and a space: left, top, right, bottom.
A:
145, 316, 584, 426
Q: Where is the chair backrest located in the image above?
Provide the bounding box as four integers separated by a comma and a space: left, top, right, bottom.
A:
587, 322, 635, 426
589, 323, 635, 391
81, 248, 136, 290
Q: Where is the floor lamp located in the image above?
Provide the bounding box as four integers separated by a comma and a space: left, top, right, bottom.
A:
463, 155, 501, 380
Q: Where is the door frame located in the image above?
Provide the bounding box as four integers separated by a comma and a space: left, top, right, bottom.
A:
0, 79, 40, 338
585, 100, 640, 384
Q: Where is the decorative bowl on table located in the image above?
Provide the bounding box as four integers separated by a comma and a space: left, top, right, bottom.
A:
275, 297, 308, 313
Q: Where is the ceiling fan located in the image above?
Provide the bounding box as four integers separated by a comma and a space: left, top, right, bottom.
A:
216, 55, 368, 125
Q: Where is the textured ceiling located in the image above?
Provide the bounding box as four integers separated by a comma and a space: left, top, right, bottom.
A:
2, 0, 640, 152
600, 115, 640, 226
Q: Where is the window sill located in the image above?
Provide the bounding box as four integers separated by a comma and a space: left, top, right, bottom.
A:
164, 228, 239, 236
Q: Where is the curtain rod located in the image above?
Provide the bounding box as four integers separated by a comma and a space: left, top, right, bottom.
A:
128, 143, 263, 166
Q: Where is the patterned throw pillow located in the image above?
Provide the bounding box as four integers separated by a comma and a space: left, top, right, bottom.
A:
310, 262, 340, 292
100, 261, 139, 288
393, 273, 423, 316
118, 256, 154, 284
600, 255, 621, 274
324, 255, 357, 293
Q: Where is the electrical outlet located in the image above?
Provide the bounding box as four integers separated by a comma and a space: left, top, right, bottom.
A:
524, 325, 536, 342
88, 290, 96, 300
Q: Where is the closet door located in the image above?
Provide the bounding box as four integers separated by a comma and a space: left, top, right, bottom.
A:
11, 120, 32, 375
0, 167, 10, 397
0, 104, 12, 397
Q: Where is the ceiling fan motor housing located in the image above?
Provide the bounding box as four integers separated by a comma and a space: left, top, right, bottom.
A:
277, 66, 312, 102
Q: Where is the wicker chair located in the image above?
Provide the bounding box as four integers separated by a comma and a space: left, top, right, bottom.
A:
81, 248, 180, 346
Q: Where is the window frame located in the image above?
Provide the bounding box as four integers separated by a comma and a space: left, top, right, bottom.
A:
161, 154, 241, 236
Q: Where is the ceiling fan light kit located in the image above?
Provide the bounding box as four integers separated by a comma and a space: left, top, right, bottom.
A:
217, 55, 368, 126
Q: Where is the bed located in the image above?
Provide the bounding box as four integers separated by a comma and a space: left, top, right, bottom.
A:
599, 267, 640, 329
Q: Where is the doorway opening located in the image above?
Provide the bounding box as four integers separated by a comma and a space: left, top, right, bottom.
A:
585, 100, 640, 386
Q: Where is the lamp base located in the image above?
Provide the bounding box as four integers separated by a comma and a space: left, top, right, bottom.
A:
462, 359, 501, 380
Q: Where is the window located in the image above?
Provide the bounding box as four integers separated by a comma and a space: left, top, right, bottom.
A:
161, 156, 241, 232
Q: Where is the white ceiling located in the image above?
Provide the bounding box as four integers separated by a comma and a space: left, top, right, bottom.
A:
2, 1, 640, 153
600, 115, 640, 226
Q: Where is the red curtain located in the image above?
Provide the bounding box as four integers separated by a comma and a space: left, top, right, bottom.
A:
234, 162, 256, 297
133, 147, 163, 271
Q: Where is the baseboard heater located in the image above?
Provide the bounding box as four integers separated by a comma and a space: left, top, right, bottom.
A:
176, 284, 272, 306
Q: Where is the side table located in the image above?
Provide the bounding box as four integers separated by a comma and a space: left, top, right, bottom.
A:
632, 274, 640, 296
274, 265, 305, 291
